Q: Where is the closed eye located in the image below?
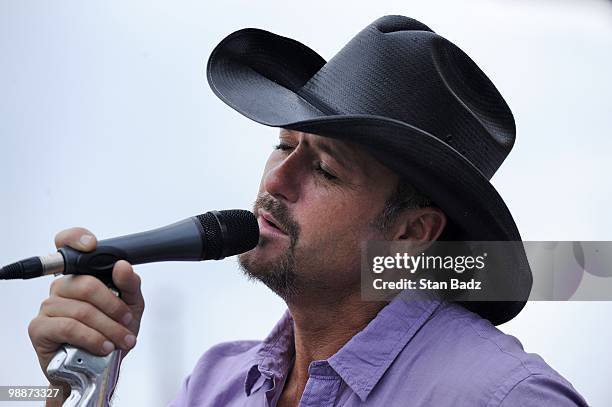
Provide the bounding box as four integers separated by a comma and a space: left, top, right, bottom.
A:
273, 143, 294, 152
274, 142, 339, 181
315, 162, 338, 180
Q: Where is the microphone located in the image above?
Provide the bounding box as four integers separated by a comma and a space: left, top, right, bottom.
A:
0, 209, 259, 283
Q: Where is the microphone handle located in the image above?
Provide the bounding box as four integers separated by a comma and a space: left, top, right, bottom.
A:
59, 217, 204, 286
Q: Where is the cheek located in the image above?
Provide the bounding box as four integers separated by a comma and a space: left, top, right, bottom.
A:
294, 197, 382, 283
298, 194, 380, 247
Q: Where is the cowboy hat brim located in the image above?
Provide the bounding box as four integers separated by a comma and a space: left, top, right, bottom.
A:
206, 27, 532, 325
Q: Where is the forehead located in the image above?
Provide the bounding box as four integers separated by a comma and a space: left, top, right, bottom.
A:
279, 128, 398, 182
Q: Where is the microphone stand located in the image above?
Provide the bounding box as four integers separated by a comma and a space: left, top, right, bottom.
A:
47, 286, 123, 407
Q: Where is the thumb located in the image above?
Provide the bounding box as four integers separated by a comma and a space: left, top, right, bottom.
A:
54, 227, 98, 252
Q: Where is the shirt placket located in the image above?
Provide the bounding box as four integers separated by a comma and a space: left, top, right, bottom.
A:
298, 361, 342, 407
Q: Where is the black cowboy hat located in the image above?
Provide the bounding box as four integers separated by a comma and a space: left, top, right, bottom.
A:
206, 15, 532, 325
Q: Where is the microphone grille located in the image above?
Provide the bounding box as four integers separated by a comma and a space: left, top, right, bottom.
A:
196, 210, 259, 260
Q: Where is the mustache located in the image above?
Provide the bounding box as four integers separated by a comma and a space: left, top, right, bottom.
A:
253, 193, 300, 244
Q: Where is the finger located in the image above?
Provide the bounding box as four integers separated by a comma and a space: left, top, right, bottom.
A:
112, 261, 144, 309
54, 227, 97, 252
41, 297, 136, 351
52, 275, 132, 324
29, 316, 116, 357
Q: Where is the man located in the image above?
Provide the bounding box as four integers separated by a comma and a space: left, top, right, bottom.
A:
29, 16, 588, 406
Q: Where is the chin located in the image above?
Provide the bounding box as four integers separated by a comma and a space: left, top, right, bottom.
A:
237, 246, 298, 301
237, 250, 259, 274
238, 248, 274, 278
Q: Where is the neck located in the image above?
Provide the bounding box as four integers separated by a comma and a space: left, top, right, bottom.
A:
290, 291, 385, 360
278, 290, 387, 405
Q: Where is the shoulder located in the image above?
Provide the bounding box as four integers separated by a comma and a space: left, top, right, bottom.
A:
188, 339, 262, 381
196, 340, 262, 363
393, 302, 587, 406
168, 340, 262, 406
496, 373, 589, 406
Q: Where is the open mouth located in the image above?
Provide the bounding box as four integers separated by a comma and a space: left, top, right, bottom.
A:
261, 212, 287, 235
265, 217, 282, 231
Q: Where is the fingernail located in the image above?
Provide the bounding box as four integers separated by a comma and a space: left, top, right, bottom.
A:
102, 340, 115, 354
124, 334, 136, 348
80, 234, 94, 246
121, 313, 133, 326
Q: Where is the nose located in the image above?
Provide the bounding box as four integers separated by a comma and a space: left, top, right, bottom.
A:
262, 149, 304, 203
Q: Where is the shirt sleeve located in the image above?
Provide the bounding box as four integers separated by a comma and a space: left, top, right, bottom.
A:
499, 374, 588, 407
166, 374, 191, 407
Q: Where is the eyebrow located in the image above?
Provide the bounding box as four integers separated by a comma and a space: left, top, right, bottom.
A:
314, 139, 355, 172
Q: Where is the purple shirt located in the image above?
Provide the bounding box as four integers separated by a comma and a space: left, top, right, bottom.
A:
169, 297, 587, 406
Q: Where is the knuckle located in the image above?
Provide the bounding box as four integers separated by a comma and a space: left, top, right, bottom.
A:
78, 276, 102, 297
27, 317, 42, 340
72, 304, 93, 322
39, 297, 55, 313
49, 278, 63, 294
109, 300, 127, 319
76, 331, 96, 348
73, 330, 102, 353
59, 318, 77, 335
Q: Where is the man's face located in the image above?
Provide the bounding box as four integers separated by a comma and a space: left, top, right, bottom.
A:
239, 129, 399, 302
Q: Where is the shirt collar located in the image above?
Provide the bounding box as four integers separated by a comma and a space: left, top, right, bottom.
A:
244, 309, 295, 396
244, 293, 442, 401
328, 294, 442, 401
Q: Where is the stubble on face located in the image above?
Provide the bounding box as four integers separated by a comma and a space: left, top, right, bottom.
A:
238, 193, 302, 301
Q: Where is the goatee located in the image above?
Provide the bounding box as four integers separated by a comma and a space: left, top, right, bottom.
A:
238, 193, 301, 301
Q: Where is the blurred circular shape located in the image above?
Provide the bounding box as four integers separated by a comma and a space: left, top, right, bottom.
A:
582, 241, 612, 278
552, 241, 584, 300
525, 242, 583, 300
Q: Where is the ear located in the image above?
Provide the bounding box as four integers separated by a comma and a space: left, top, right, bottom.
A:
389, 207, 447, 244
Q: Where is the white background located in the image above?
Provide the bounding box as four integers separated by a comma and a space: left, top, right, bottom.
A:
1, 0, 611, 405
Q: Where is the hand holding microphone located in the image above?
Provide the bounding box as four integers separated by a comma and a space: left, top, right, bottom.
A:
28, 228, 144, 404
3, 209, 259, 406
